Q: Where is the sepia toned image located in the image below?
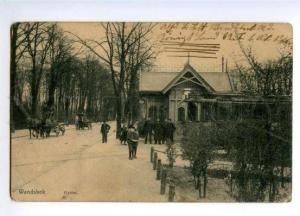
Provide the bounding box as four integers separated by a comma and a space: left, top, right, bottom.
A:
10, 22, 292, 202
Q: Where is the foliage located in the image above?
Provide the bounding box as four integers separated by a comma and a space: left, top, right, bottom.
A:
224, 38, 293, 201
215, 120, 292, 202
232, 37, 292, 97
166, 139, 177, 168
181, 122, 216, 198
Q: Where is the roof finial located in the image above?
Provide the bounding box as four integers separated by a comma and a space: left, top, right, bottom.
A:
187, 52, 190, 64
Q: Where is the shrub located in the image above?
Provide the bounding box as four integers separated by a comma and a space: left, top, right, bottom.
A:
181, 122, 216, 198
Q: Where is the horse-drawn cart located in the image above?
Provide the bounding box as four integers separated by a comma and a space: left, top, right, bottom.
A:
43, 119, 65, 137
75, 113, 92, 130
27, 117, 65, 138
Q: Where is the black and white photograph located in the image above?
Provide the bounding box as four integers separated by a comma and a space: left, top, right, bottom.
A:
9, 22, 292, 202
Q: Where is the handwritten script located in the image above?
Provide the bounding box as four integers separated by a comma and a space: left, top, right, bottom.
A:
158, 23, 291, 44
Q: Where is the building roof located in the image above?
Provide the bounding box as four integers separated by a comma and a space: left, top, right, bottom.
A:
139, 63, 233, 93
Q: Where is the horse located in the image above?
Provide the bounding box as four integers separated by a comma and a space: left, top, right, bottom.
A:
27, 117, 42, 139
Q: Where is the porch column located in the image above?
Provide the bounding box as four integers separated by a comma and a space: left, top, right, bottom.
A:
145, 98, 148, 119
197, 103, 201, 121
174, 90, 177, 122
184, 103, 188, 121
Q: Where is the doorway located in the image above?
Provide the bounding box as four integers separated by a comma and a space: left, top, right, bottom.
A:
188, 101, 197, 121
178, 107, 185, 122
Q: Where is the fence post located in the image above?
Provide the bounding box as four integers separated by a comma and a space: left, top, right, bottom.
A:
230, 172, 233, 193
168, 182, 175, 202
203, 174, 207, 198
198, 178, 202, 198
150, 146, 154, 163
160, 168, 167, 195
156, 159, 162, 180
153, 152, 158, 170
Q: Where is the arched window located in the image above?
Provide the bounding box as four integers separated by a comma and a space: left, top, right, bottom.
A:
148, 106, 157, 121
178, 107, 185, 122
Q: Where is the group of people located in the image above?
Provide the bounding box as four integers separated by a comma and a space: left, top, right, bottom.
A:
144, 118, 176, 144
99, 118, 176, 160
100, 121, 139, 160
119, 123, 139, 160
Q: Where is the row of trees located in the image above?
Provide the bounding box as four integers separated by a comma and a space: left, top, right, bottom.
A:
11, 23, 115, 129
11, 22, 157, 133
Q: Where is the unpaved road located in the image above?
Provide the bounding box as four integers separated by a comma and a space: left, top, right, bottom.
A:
10, 122, 167, 201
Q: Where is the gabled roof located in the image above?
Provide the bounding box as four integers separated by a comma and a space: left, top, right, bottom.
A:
139, 63, 233, 93
162, 64, 215, 94
139, 71, 176, 92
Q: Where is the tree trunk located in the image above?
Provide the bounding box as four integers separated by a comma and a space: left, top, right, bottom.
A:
115, 96, 123, 138
203, 169, 207, 198
65, 98, 70, 124
127, 68, 140, 124
47, 79, 56, 109
31, 80, 38, 118
268, 171, 276, 202
198, 177, 202, 198
280, 165, 285, 188
10, 23, 19, 131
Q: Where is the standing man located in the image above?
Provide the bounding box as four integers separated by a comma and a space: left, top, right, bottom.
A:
143, 118, 153, 144
75, 115, 79, 130
127, 124, 139, 160
166, 118, 176, 143
154, 119, 163, 144
100, 121, 111, 143
161, 118, 168, 144
120, 123, 128, 145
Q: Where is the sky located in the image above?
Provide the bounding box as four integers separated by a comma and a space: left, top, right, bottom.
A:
59, 22, 292, 72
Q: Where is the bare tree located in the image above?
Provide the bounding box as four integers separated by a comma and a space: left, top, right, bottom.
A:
228, 33, 293, 202
70, 22, 156, 137
23, 22, 54, 117
10, 23, 35, 128
46, 24, 73, 114
125, 25, 156, 124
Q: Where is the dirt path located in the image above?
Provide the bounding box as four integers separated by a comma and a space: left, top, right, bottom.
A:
10, 121, 167, 201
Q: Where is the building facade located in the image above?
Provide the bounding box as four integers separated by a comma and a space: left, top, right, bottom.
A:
139, 63, 237, 123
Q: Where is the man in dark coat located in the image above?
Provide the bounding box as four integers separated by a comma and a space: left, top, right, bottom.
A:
143, 118, 153, 144
166, 118, 176, 143
120, 124, 128, 145
100, 121, 111, 143
161, 118, 169, 144
154, 119, 164, 144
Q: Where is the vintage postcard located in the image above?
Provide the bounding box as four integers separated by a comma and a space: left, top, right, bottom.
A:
10, 22, 292, 202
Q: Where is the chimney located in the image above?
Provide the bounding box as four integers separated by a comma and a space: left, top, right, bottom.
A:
221, 56, 224, 72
